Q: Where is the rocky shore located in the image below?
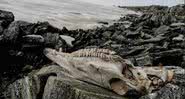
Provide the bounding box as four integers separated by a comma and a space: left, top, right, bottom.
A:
0, 4, 185, 99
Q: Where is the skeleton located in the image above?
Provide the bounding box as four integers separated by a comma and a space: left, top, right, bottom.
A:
141, 66, 174, 92
44, 48, 174, 96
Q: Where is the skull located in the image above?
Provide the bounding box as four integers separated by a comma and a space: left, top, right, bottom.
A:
139, 66, 174, 92
44, 48, 152, 96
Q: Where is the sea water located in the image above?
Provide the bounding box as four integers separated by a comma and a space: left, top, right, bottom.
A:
0, 0, 136, 29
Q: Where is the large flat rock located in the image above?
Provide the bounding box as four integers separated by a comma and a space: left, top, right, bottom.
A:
43, 77, 125, 99
2, 65, 125, 99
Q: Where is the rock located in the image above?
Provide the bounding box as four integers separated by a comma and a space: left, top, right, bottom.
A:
98, 21, 109, 25
61, 27, 69, 34
2, 65, 125, 99
138, 37, 165, 44
0, 26, 3, 35
170, 23, 185, 27
2, 21, 32, 43
123, 46, 145, 56
43, 77, 124, 99
154, 25, 170, 35
162, 42, 169, 48
119, 5, 168, 14
161, 14, 177, 25
2, 21, 21, 43
42, 33, 60, 48
172, 34, 184, 42
181, 56, 185, 68
110, 44, 122, 49
152, 49, 183, 66
141, 84, 185, 99
60, 35, 75, 47
112, 33, 128, 44
149, 15, 161, 27
33, 22, 62, 35
142, 34, 154, 39
167, 4, 185, 16
136, 54, 153, 66
119, 14, 140, 22
0, 10, 14, 27
0, 20, 5, 35
102, 31, 112, 38
22, 35, 45, 44
126, 30, 140, 38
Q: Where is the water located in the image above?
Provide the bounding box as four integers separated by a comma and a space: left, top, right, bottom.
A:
0, 0, 136, 29
78, 0, 181, 7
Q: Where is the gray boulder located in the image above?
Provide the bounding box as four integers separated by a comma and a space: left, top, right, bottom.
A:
2, 21, 32, 43
0, 10, 14, 27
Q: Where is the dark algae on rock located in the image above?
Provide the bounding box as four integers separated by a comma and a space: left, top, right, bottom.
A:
1, 4, 185, 99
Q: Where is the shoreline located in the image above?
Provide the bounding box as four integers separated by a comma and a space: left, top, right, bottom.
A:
0, 0, 134, 30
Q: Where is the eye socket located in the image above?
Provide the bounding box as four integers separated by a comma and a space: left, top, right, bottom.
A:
137, 72, 141, 76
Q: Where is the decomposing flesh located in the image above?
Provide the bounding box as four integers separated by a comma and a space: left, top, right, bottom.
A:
44, 48, 174, 96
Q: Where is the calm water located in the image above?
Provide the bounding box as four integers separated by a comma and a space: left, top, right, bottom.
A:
0, 0, 136, 29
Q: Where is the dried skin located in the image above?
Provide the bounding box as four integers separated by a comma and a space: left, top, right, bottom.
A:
44, 48, 173, 96
111, 80, 128, 95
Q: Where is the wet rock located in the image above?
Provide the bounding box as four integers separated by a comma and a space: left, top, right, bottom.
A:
136, 54, 153, 66
33, 22, 61, 35
126, 30, 140, 38
110, 44, 122, 49
119, 5, 168, 14
112, 31, 128, 44
42, 33, 60, 48
0, 21, 5, 35
98, 21, 109, 25
102, 31, 112, 38
22, 35, 45, 44
123, 46, 145, 56
172, 34, 184, 42
152, 49, 183, 57
60, 35, 75, 47
2, 21, 21, 43
61, 27, 69, 34
0, 10, 14, 27
161, 14, 177, 25
154, 25, 170, 35
141, 84, 185, 99
120, 21, 132, 28
138, 37, 165, 44
152, 49, 183, 66
170, 23, 185, 27
181, 56, 185, 68
43, 77, 124, 99
119, 14, 140, 22
142, 33, 154, 39
168, 4, 185, 16
2, 21, 32, 43
0, 26, 3, 35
